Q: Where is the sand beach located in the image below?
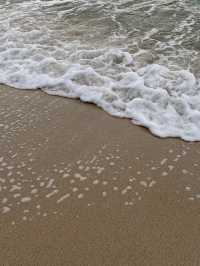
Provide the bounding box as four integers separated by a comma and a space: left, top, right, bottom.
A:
1, 85, 200, 265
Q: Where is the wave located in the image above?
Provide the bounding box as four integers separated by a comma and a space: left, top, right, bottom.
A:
1, 0, 200, 141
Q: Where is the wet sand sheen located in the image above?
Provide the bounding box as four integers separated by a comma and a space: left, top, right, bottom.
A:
0, 85, 200, 265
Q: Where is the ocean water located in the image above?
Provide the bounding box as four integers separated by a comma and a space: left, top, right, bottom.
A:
0, 0, 200, 141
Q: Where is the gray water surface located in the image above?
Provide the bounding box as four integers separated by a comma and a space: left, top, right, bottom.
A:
1, 0, 200, 72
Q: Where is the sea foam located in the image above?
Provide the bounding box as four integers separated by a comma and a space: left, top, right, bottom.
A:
1, 0, 200, 141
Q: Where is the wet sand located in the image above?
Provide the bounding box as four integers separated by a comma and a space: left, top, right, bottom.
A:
0, 85, 200, 266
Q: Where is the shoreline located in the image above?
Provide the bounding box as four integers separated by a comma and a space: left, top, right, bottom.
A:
1, 85, 200, 265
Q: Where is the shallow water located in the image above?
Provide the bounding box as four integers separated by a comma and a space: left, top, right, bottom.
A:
1, 0, 200, 140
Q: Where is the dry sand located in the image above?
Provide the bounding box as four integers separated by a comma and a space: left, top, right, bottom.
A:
0, 85, 200, 266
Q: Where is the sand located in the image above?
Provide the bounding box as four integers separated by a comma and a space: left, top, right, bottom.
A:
0, 85, 200, 266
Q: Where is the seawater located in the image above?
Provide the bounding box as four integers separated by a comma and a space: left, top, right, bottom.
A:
0, 0, 200, 141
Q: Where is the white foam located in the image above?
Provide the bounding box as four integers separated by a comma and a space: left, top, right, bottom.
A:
2, 206, 11, 214
1, 1, 200, 141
